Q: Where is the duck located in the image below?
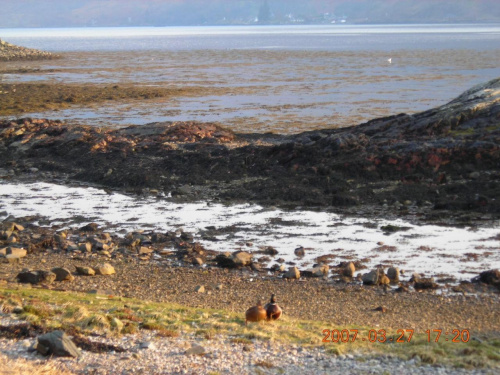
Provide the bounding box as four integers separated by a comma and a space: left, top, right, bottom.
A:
245, 300, 267, 325
264, 293, 282, 321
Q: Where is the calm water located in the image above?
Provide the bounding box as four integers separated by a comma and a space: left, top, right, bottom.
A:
2, 24, 500, 51
2, 24, 500, 132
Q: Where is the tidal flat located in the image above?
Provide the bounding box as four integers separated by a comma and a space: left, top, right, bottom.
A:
2, 47, 499, 132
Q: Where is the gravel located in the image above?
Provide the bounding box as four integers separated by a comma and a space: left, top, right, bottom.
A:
0, 316, 496, 375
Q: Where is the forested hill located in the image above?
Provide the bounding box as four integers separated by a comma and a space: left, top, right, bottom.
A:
1, 0, 500, 28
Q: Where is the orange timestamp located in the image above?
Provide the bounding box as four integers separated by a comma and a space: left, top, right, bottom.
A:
322, 329, 470, 343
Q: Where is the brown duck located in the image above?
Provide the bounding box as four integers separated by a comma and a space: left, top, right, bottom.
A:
245, 300, 267, 325
264, 294, 282, 321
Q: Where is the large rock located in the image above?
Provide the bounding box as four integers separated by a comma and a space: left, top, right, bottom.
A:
414, 277, 439, 290
342, 262, 356, 277
387, 267, 400, 282
232, 251, 253, 267
284, 266, 300, 279
75, 266, 95, 276
17, 270, 56, 284
216, 251, 252, 268
51, 267, 74, 282
36, 331, 81, 358
476, 269, 500, 285
79, 242, 92, 252
303, 265, 329, 278
94, 263, 115, 276
5, 247, 27, 258
362, 268, 385, 285
294, 246, 305, 257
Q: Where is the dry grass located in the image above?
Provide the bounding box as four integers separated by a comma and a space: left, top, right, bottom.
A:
0, 353, 74, 375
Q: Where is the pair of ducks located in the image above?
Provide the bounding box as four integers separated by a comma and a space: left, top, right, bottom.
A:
245, 293, 282, 325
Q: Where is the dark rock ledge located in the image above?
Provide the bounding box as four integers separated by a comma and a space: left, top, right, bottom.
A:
0, 78, 499, 222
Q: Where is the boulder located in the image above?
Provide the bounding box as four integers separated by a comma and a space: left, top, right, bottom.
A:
51, 267, 74, 282
36, 331, 81, 358
94, 263, 115, 276
284, 266, 300, 279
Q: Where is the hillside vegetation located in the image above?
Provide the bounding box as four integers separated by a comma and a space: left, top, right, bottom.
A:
1, 0, 499, 27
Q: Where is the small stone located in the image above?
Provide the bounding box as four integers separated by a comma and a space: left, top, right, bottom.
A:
139, 341, 155, 349
185, 344, 206, 356
13, 306, 23, 314
79, 242, 92, 253
138, 246, 154, 255
195, 285, 205, 293
216, 284, 223, 290
10, 223, 24, 232
192, 257, 204, 266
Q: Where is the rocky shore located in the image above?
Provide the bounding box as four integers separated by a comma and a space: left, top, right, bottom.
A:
0, 39, 58, 61
1, 216, 499, 326
1, 78, 499, 225
0, 216, 499, 374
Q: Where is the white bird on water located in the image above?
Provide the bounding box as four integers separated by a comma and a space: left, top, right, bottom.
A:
387, 58, 392, 64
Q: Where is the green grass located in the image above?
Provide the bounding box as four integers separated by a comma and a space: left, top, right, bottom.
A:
0, 287, 498, 370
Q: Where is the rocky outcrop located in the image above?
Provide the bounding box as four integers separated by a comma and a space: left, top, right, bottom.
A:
0, 39, 58, 61
1, 78, 499, 219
